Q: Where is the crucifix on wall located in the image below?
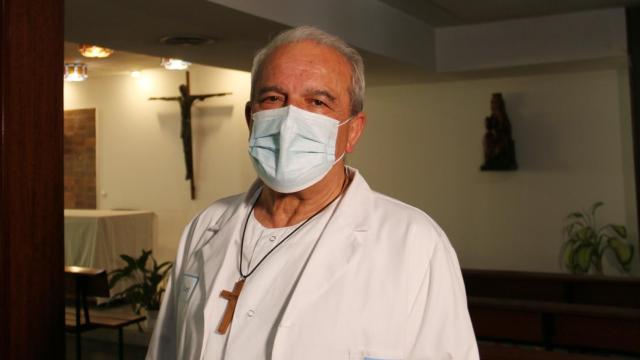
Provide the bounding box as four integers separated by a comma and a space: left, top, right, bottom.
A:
149, 71, 231, 200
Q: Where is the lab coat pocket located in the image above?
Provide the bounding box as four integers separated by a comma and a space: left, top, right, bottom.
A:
178, 273, 199, 305
348, 348, 403, 360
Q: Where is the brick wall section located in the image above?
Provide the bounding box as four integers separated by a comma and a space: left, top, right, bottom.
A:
64, 108, 96, 209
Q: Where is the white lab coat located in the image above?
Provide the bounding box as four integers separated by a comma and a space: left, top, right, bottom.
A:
147, 169, 479, 360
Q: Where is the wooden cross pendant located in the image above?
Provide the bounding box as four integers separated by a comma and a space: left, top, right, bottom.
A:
217, 278, 245, 334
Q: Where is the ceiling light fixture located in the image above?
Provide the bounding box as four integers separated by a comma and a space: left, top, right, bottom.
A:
131, 70, 141, 78
64, 63, 88, 82
161, 58, 191, 70
78, 44, 114, 58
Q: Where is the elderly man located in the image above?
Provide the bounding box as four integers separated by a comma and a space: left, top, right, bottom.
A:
148, 26, 478, 360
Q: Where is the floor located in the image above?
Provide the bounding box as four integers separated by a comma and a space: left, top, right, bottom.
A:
65, 304, 151, 360
65, 334, 148, 360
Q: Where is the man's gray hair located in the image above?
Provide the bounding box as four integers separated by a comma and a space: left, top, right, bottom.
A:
250, 26, 365, 115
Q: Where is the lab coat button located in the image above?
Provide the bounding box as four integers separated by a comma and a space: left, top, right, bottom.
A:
269, 235, 277, 242
247, 309, 256, 317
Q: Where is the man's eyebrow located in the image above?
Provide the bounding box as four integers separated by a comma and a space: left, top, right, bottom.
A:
306, 89, 336, 103
257, 86, 285, 95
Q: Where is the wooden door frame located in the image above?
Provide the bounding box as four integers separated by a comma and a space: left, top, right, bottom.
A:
627, 7, 640, 254
0, 0, 64, 358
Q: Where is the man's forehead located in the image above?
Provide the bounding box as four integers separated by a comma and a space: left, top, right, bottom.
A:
257, 42, 351, 87
264, 41, 350, 71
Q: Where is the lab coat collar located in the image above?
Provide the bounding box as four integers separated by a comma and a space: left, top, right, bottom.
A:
229, 166, 371, 233
340, 166, 372, 232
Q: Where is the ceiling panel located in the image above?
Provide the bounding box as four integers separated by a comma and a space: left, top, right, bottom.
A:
381, 0, 640, 26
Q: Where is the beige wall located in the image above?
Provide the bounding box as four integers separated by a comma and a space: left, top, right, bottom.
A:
351, 68, 639, 274
64, 64, 639, 275
64, 65, 255, 262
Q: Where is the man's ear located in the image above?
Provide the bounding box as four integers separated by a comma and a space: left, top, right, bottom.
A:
346, 112, 367, 153
245, 101, 252, 129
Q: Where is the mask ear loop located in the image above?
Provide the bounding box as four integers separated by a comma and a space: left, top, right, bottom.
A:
334, 115, 354, 163
338, 116, 353, 127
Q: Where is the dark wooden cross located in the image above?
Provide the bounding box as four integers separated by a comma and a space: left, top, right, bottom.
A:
149, 71, 231, 200
217, 278, 245, 334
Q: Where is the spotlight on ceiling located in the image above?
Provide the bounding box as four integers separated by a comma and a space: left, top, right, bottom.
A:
161, 58, 191, 70
78, 44, 114, 58
64, 63, 88, 82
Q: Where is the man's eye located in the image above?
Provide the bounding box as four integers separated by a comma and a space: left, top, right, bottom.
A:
262, 96, 281, 103
311, 99, 326, 107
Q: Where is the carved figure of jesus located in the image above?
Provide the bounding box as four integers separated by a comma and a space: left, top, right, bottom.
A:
149, 72, 231, 199
481, 93, 517, 171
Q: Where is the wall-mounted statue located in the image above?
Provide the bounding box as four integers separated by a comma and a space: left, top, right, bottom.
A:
481, 93, 518, 171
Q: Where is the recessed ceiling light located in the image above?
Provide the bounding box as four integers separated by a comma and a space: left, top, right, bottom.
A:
64, 63, 88, 82
161, 58, 191, 70
78, 44, 114, 58
160, 35, 216, 46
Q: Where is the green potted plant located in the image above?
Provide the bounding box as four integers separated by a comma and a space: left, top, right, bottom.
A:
109, 249, 173, 329
561, 202, 634, 274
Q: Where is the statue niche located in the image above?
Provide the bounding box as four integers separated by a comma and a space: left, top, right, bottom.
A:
481, 93, 518, 171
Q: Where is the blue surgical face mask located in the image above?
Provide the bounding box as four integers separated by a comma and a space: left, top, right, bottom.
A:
248, 105, 352, 193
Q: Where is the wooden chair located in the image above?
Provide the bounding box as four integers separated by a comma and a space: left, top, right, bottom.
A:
64, 266, 146, 360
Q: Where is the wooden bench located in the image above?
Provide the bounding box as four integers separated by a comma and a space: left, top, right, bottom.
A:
470, 296, 640, 353
463, 269, 640, 308
463, 269, 640, 356
65, 266, 146, 360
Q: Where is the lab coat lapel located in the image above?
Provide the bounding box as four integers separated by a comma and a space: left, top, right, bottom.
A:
197, 182, 262, 355
198, 214, 240, 308
276, 170, 371, 327
197, 217, 240, 358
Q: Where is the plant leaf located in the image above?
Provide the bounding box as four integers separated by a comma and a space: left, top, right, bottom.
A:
120, 254, 136, 266
598, 224, 628, 239
108, 248, 173, 312
561, 241, 575, 271
607, 237, 634, 267
610, 225, 627, 238
137, 249, 151, 270
574, 244, 594, 273
156, 261, 173, 272
109, 271, 130, 289
567, 212, 585, 219
159, 265, 173, 280
575, 227, 596, 242
590, 201, 604, 216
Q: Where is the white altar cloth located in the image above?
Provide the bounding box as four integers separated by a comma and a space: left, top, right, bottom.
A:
64, 209, 156, 300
